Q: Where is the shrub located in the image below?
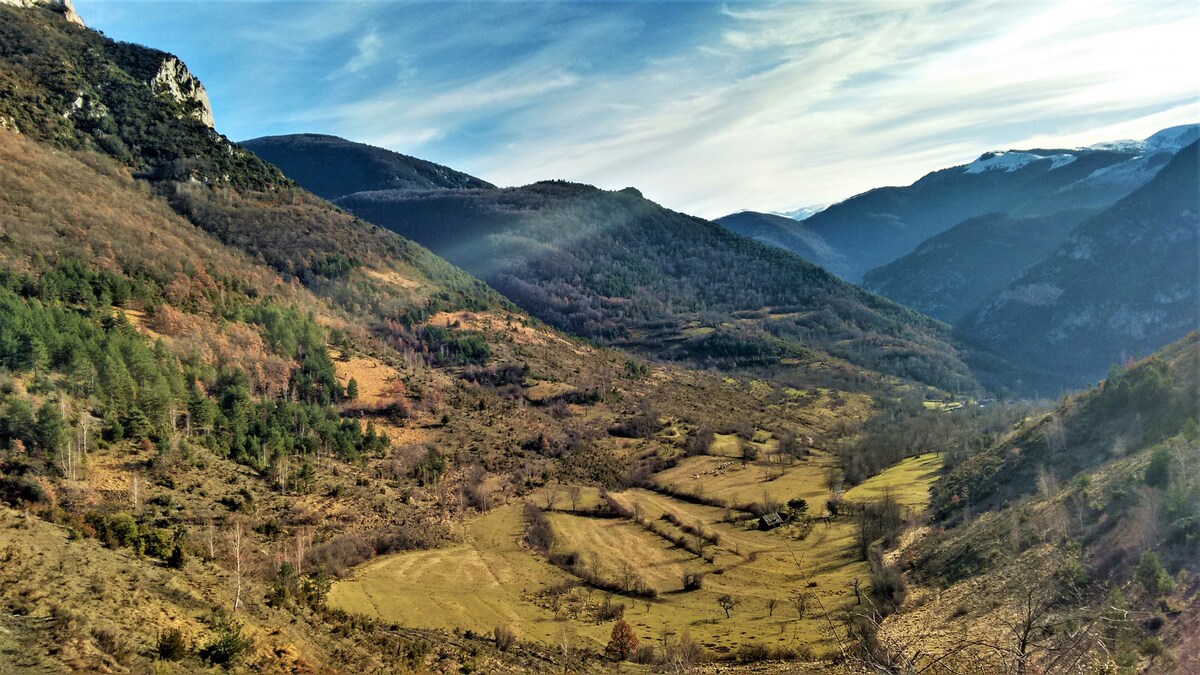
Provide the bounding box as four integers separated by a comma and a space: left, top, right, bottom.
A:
1134, 551, 1174, 597
493, 625, 516, 652
735, 642, 772, 663
167, 542, 187, 569
632, 644, 657, 664
156, 627, 189, 661
199, 620, 252, 666
1144, 446, 1171, 488
92, 626, 133, 663
868, 560, 907, 618
596, 595, 626, 621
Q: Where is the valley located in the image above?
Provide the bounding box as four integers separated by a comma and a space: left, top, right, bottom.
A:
330, 448, 943, 659
0, 2, 1195, 673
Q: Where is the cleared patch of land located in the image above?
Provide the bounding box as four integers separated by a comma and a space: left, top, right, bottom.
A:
330, 453, 943, 655
843, 453, 941, 506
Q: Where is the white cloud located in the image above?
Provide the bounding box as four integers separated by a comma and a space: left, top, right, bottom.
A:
461, 0, 1199, 217
81, 0, 1198, 218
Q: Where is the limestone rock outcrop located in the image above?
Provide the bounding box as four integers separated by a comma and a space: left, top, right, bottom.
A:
0, 0, 84, 26
150, 56, 215, 128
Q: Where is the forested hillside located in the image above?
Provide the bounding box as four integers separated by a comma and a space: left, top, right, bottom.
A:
241, 134, 494, 201
0, 6, 864, 671
872, 334, 1200, 673
861, 210, 1092, 324
965, 141, 1200, 390
333, 182, 977, 392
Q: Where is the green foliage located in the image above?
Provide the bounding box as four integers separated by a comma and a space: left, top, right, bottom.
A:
1144, 446, 1171, 488
0, 6, 287, 190
419, 325, 490, 366
34, 399, 67, 458
1134, 551, 1174, 597
412, 448, 446, 487
199, 618, 253, 666
167, 541, 187, 569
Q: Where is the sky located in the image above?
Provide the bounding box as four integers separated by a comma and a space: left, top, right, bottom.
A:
76, 0, 1200, 219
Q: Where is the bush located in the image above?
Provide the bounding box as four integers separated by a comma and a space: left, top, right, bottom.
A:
1134, 551, 1174, 597
1144, 446, 1171, 488
167, 542, 187, 569
493, 625, 516, 652
868, 559, 907, 618
156, 627, 189, 661
596, 595, 626, 621
199, 620, 252, 666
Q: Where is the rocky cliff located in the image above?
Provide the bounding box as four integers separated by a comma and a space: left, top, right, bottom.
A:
150, 55, 215, 128
0, 0, 82, 25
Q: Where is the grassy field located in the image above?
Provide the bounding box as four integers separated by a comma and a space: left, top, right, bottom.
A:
652, 449, 838, 512
329, 448, 944, 656
843, 453, 942, 507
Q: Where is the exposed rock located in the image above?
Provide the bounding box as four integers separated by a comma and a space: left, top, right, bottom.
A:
150, 56, 214, 128
0, 0, 84, 26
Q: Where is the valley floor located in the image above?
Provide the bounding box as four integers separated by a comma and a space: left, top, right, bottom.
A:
329, 452, 942, 658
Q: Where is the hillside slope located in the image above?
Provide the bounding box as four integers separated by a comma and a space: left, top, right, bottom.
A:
332, 181, 978, 392
715, 210, 843, 272
241, 134, 494, 201
0, 6, 876, 671
877, 334, 1200, 673
964, 141, 1200, 389
861, 209, 1093, 324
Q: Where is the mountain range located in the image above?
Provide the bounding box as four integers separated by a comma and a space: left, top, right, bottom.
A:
1, 2, 1198, 672
724, 124, 1198, 283
241, 133, 494, 201
721, 125, 1199, 390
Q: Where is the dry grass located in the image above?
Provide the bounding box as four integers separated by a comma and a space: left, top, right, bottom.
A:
332, 454, 943, 656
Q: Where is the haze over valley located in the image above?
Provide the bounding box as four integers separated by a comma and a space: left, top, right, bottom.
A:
0, 1, 1197, 673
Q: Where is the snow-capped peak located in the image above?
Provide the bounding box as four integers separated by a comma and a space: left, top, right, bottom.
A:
775, 204, 829, 221
964, 151, 1077, 174
1087, 124, 1199, 154
1144, 124, 1200, 153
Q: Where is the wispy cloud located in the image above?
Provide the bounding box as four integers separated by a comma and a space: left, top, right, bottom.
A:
79, 0, 1200, 218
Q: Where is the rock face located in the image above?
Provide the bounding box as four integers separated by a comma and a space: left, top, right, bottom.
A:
964, 140, 1200, 390
150, 56, 214, 128
0, 0, 83, 25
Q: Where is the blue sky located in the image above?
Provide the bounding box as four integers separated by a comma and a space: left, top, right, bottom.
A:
77, 0, 1199, 218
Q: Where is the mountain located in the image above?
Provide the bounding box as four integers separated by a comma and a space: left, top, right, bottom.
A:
329, 182, 980, 391
776, 204, 828, 221
715, 210, 843, 272
889, 333, 1200, 673
860, 209, 1094, 324
962, 140, 1200, 389
241, 133, 494, 201
751, 126, 1198, 282
3, 3, 1198, 672
0, 6, 871, 670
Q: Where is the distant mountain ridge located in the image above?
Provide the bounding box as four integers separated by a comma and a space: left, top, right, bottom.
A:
861, 209, 1095, 325
962, 140, 1199, 388
241, 133, 494, 201
723, 125, 1198, 282
715, 211, 846, 274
